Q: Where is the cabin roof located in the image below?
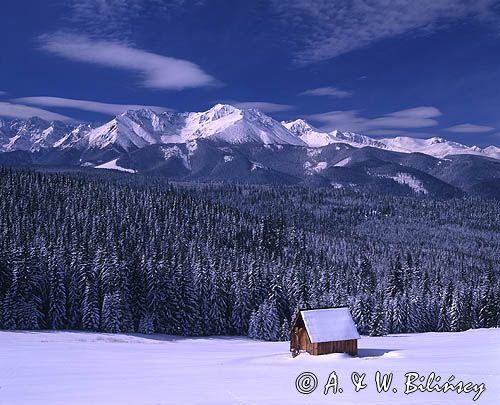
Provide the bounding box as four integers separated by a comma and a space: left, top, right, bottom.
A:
299, 307, 360, 343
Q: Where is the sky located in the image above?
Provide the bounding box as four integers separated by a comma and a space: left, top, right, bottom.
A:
1, 0, 500, 146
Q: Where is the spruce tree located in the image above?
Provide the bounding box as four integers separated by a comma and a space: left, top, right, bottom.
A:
369, 301, 386, 337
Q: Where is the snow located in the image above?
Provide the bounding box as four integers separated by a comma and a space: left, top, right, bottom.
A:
335, 157, 351, 167
301, 308, 360, 343
88, 110, 166, 150
379, 136, 500, 160
223, 155, 234, 162
0, 329, 498, 404
161, 146, 190, 169
94, 159, 135, 173
482, 145, 500, 159
81, 105, 306, 152
186, 139, 198, 155
78, 116, 500, 159
2, 107, 500, 161
386, 173, 428, 194
282, 120, 388, 150
53, 124, 92, 149
0, 118, 72, 152
331, 130, 387, 149
306, 148, 322, 157
251, 161, 265, 171
285, 120, 500, 160
304, 161, 327, 174
283, 119, 339, 147
314, 162, 327, 172
181, 105, 306, 146
283, 120, 500, 160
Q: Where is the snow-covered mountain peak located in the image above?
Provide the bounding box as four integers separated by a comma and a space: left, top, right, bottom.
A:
282, 119, 390, 149
119, 108, 176, 134
64, 104, 306, 150
284, 119, 395, 149
207, 104, 240, 119
182, 104, 304, 145
192, 104, 242, 126
483, 145, 500, 155
54, 123, 92, 149
331, 131, 387, 149
0, 117, 75, 152
121, 108, 161, 121
378, 136, 500, 159
282, 119, 341, 147
282, 119, 318, 135
87, 110, 166, 150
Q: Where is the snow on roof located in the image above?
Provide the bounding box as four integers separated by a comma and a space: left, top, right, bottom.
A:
301, 307, 360, 343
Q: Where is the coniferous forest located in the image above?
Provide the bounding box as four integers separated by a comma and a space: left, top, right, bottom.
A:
0, 168, 499, 340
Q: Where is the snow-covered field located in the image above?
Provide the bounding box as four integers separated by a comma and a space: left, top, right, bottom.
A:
0, 329, 498, 405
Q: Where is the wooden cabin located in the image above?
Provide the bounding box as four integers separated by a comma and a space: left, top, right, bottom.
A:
290, 307, 360, 357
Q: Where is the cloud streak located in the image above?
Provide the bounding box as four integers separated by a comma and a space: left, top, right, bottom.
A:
0, 102, 75, 122
272, 0, 498, 64
13, 96, 171, 116
38, 33, 219, 90
299, 86, 352, 98
308, 106, 442, 132
227, 101, 294, 113
445, 123, 495, 133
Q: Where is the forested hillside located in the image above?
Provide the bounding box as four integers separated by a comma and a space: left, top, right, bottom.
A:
0, 168, 498, 339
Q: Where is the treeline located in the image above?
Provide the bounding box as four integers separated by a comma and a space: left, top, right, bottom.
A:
0, 168, 498, 339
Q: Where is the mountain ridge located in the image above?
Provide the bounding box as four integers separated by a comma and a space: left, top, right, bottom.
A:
1, 104, 500, 199
1, 103, 498, 160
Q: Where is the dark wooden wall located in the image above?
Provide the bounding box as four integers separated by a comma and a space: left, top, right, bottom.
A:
311, 339, 357, 355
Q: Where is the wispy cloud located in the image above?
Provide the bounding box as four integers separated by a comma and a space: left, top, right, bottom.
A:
13, 96, 171, 116
445, 123, 495, 133
308, 106, 441, 132
363, 129, 407, 136
226, 101, 294, 113
66, 0, 203, 38
299, 86, 352, 98
0, 102, 75, 122
0, 91, 7, 96
38, 33, 219, 90
272, 0, 498, 64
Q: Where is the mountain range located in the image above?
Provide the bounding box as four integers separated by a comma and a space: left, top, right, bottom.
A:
1, 103, 500, 198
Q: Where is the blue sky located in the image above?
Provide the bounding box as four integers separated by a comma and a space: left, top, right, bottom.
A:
1, 0, 500, 146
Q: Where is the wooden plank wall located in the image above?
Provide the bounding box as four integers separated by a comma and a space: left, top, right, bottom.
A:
307, 339, 357, 355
